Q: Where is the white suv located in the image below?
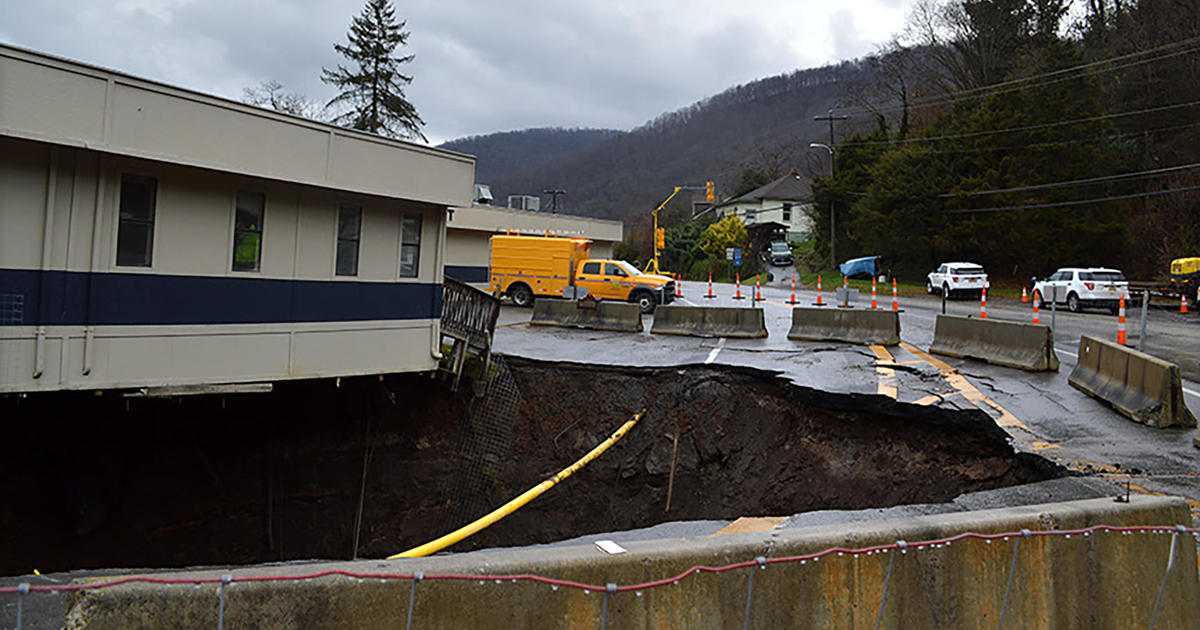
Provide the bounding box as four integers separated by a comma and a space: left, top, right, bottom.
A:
926, 262, 989, 298
1032, 267, 1139, 313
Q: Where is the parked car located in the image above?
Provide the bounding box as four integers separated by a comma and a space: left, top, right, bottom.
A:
1031, 267, 1140, 313
926, 262, 989, 298
763, 241, 794, 267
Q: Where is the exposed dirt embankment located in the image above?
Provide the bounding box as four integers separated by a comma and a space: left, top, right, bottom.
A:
0, 358, 1060, 576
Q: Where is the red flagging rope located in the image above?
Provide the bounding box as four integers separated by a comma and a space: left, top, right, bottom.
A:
3, 524, 1194, 595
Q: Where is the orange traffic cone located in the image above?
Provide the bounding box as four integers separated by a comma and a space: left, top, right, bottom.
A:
754, 275, 762, 301
676, 274, 682, 298
980, 286, 988, 319
1033, 290, 1041, 325
788, 274, 798, 305
814, 275, 824, 306
1021, 286, 1028, 303
733, 273, 744, 300
892, 278, 899, 312
1182, 293, 1190, 314
704, 272, 716, 299
871, 277, 878, 310
1117, 294, 1127, 345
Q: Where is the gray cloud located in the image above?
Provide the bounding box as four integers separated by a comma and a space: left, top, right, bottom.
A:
2, 0, 917, 144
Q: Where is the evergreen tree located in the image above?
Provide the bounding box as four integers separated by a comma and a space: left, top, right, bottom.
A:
322, 0, 425, 141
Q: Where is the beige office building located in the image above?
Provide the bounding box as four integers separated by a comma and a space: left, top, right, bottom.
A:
0, 44, 474, 394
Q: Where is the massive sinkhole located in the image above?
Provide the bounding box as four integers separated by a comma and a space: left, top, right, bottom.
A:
0, 357, 1061, 576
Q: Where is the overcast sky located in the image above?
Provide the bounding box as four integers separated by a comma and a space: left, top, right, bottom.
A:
1, 0, 917, 145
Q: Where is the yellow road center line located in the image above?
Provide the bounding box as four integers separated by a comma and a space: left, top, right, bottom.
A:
899, 342, 1030, 432
870, 345, 899, 399
713, 516, 789, 535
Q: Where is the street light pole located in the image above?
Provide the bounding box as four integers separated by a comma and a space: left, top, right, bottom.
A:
809, 142, 836, 269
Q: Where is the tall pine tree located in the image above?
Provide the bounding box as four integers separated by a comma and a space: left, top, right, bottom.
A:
322, 0, 426, 141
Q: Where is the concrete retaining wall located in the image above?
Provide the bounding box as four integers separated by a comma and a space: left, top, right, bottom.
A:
1069, 335, 1197, 428
650, 306, 767, 338
929, 315, 1059, 371
786, 307, 900, 346
530, 299, 643, 333
63, 496, 1198, 629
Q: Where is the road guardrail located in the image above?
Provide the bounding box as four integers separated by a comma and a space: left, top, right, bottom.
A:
1069, 335, 1197, 428
787, 307, 900, 346
650, 305, 767, 338
530, 299, 643, 333
929, 315, 1059, 371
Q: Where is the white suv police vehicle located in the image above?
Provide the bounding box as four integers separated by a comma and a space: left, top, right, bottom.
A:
926, 262, 989, 298
1032, 267, 1138, 313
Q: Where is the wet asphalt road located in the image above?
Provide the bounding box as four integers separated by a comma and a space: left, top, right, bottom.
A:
493, 272, 1200, 525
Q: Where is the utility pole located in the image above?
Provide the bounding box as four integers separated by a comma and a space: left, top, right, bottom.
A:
543, 188, 566, 212
812, 110, 846, 270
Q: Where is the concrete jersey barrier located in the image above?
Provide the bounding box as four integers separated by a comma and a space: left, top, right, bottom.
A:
530, 299, 643, 333
786, 307, 900, 346
1069, 335, 1197, 428
929, 314, 1059, 371
63, 496, 1198, 629
650, 305, 767, 338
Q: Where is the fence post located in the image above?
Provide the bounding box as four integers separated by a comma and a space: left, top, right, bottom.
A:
996, 529, 1030, 629
405, 572, 424, 630
743, 556, 767, 630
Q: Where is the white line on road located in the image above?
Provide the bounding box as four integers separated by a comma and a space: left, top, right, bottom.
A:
704, 337, 726, 364
1056, 347, 1200, 399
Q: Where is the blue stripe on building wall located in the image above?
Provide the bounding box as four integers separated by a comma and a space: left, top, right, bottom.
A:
0, 268, 442, 326
444, 265, 489, 284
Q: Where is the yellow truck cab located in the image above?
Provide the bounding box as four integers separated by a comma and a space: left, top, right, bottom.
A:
1170, 257, 1199, 303
488, 234, 675, 313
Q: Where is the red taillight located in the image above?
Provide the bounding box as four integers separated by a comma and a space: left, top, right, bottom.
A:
1084, 282, 1094, 290
952, 276, 959, 282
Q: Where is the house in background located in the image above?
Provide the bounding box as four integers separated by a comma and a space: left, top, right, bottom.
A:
714, 169, 815, 242
0, 43, 474, 394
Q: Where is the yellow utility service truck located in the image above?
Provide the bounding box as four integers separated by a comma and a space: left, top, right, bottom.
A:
1170, 257, 1199, 304
488, 234, 675, 313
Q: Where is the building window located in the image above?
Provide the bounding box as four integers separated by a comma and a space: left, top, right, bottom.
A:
399, 212, 421, 278
115, 175, 157, 267
232, 191, 265, 272
782, 203, 792, 222
336, 205, 362, 276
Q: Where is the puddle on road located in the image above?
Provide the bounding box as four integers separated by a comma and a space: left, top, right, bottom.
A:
0, 357, 1061, 576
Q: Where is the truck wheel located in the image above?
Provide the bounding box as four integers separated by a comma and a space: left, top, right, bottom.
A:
942, 283, 951, 299
632, 291, 656, 315
926, 280, 935, 295
509, 284, 534, 308
1067, 292, 1080, 313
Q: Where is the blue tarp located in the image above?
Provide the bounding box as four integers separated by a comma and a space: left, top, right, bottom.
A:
839, 256, 881, 278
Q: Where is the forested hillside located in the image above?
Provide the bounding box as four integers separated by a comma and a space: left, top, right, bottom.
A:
810, 0, 1199, 280
439, 60, 878, 222
439, 128, 621, 191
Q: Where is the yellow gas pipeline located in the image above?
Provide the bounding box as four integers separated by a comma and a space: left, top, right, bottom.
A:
389, 409, 646, 559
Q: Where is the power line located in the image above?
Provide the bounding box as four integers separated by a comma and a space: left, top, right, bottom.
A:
941, 185, 1200, 214
840, 36, 1200, 117
840, 99, 1200, 147
910, 120, 1200, 155
939, 163, 1200, 198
